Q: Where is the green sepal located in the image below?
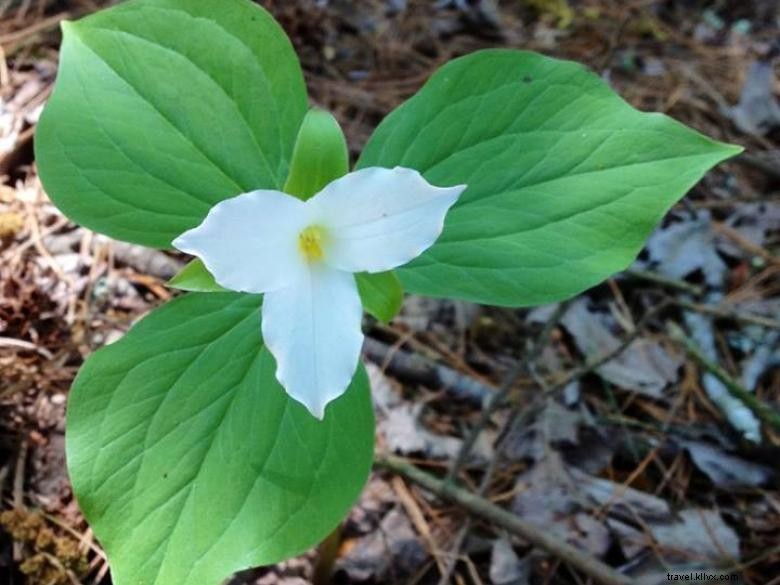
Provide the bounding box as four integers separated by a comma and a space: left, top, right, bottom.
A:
168, 258, 227, 292
356, 271, 404, 323
283, 108, 349, 200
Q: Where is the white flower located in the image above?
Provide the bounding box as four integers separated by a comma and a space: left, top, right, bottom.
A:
173, 167, 466, 419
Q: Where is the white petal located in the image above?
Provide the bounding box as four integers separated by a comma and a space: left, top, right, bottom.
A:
173, 190, 310, 293
308, 166, 466, 273
261, 266, 363, 419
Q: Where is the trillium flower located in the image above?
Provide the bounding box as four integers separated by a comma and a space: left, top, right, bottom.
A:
173, 167, 466, 419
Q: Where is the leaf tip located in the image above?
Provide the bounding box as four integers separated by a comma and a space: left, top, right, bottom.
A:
60, 19, 77, 37
724, 142, 745, 158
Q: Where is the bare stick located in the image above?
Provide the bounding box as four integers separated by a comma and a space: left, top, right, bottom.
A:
624, 268, 704, 296
736, 153, 780, 181
437, 301, 664, 582
0, 336, 54, 360
543, 332, 642, 395
668, 322, 780, 433
434, 305, 567, 583
436, 451, 505, 585
672, 298, 780, 330
376, 455, 633, 585
444, 303, 568, 483
363, 337, 494, 404
12, 439, 27, 562
623, 267, 779, 329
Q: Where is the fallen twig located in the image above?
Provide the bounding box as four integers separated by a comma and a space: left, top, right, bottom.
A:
375, 455, 633, 585
444, 302, 568, 483
0, 12, 69, 53
392, 475, 448, 574
12, 439, 27, 562
672, 298, 780, 330
713, 221, 778, 265
436, 442, 508, 585
363, 337, 494, 404
39, 552, 83, 585
624, 268, 704, 296
435, 305, 568, 583
0, 336, 54, 360
544, 315, 656, 396
736, 152, 780, 181
621, 269, 780, 329
436, 301, 667, 582
668, 322, 780, 435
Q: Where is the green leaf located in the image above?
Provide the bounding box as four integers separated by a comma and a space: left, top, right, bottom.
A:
283, 108, 349, 200
356, 271, 404, 323
67, 293, 374, 585
168, 258, 226, 292
358, 49, 742, 307
35, 0, 307, 248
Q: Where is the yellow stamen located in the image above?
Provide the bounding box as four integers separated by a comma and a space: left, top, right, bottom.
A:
298, 225, 326, 262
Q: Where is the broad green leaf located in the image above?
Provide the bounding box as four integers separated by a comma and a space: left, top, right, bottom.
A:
36, 0, 307, 248
283, 108, 349, 200
67, 293, 374, 585
356, 271, 404, 323
169, 258, 404, 322
358, 49, 742, 307
168, 258, 226, 292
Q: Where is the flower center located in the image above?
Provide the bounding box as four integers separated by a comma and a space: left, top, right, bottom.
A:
298, 225, 326, 263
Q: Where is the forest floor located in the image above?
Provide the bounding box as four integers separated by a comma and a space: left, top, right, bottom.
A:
0, 1, 778, 584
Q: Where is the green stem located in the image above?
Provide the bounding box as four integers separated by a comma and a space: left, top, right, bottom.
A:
312, 525, 342, 585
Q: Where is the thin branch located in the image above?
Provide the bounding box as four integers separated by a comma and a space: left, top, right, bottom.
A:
546, 323, 650, 395
533, 300, 670, 401
363, 337, 494, 404
444, 303, 568, 483
668, 322, 780, 434
623, 266, 780, 329
0, 336, 55, 360
433, 304, 567, 583
736, 152, 780, 181
672, 298, 780, 330
713, 221, 778, 265
436, 449, 505, 585
0, 12, 68, 45
12, 439, 27, 563
437, 301, 666, 582
624, 268, 704, 296
39, 552, 83, 585
376, 455, 633, 585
